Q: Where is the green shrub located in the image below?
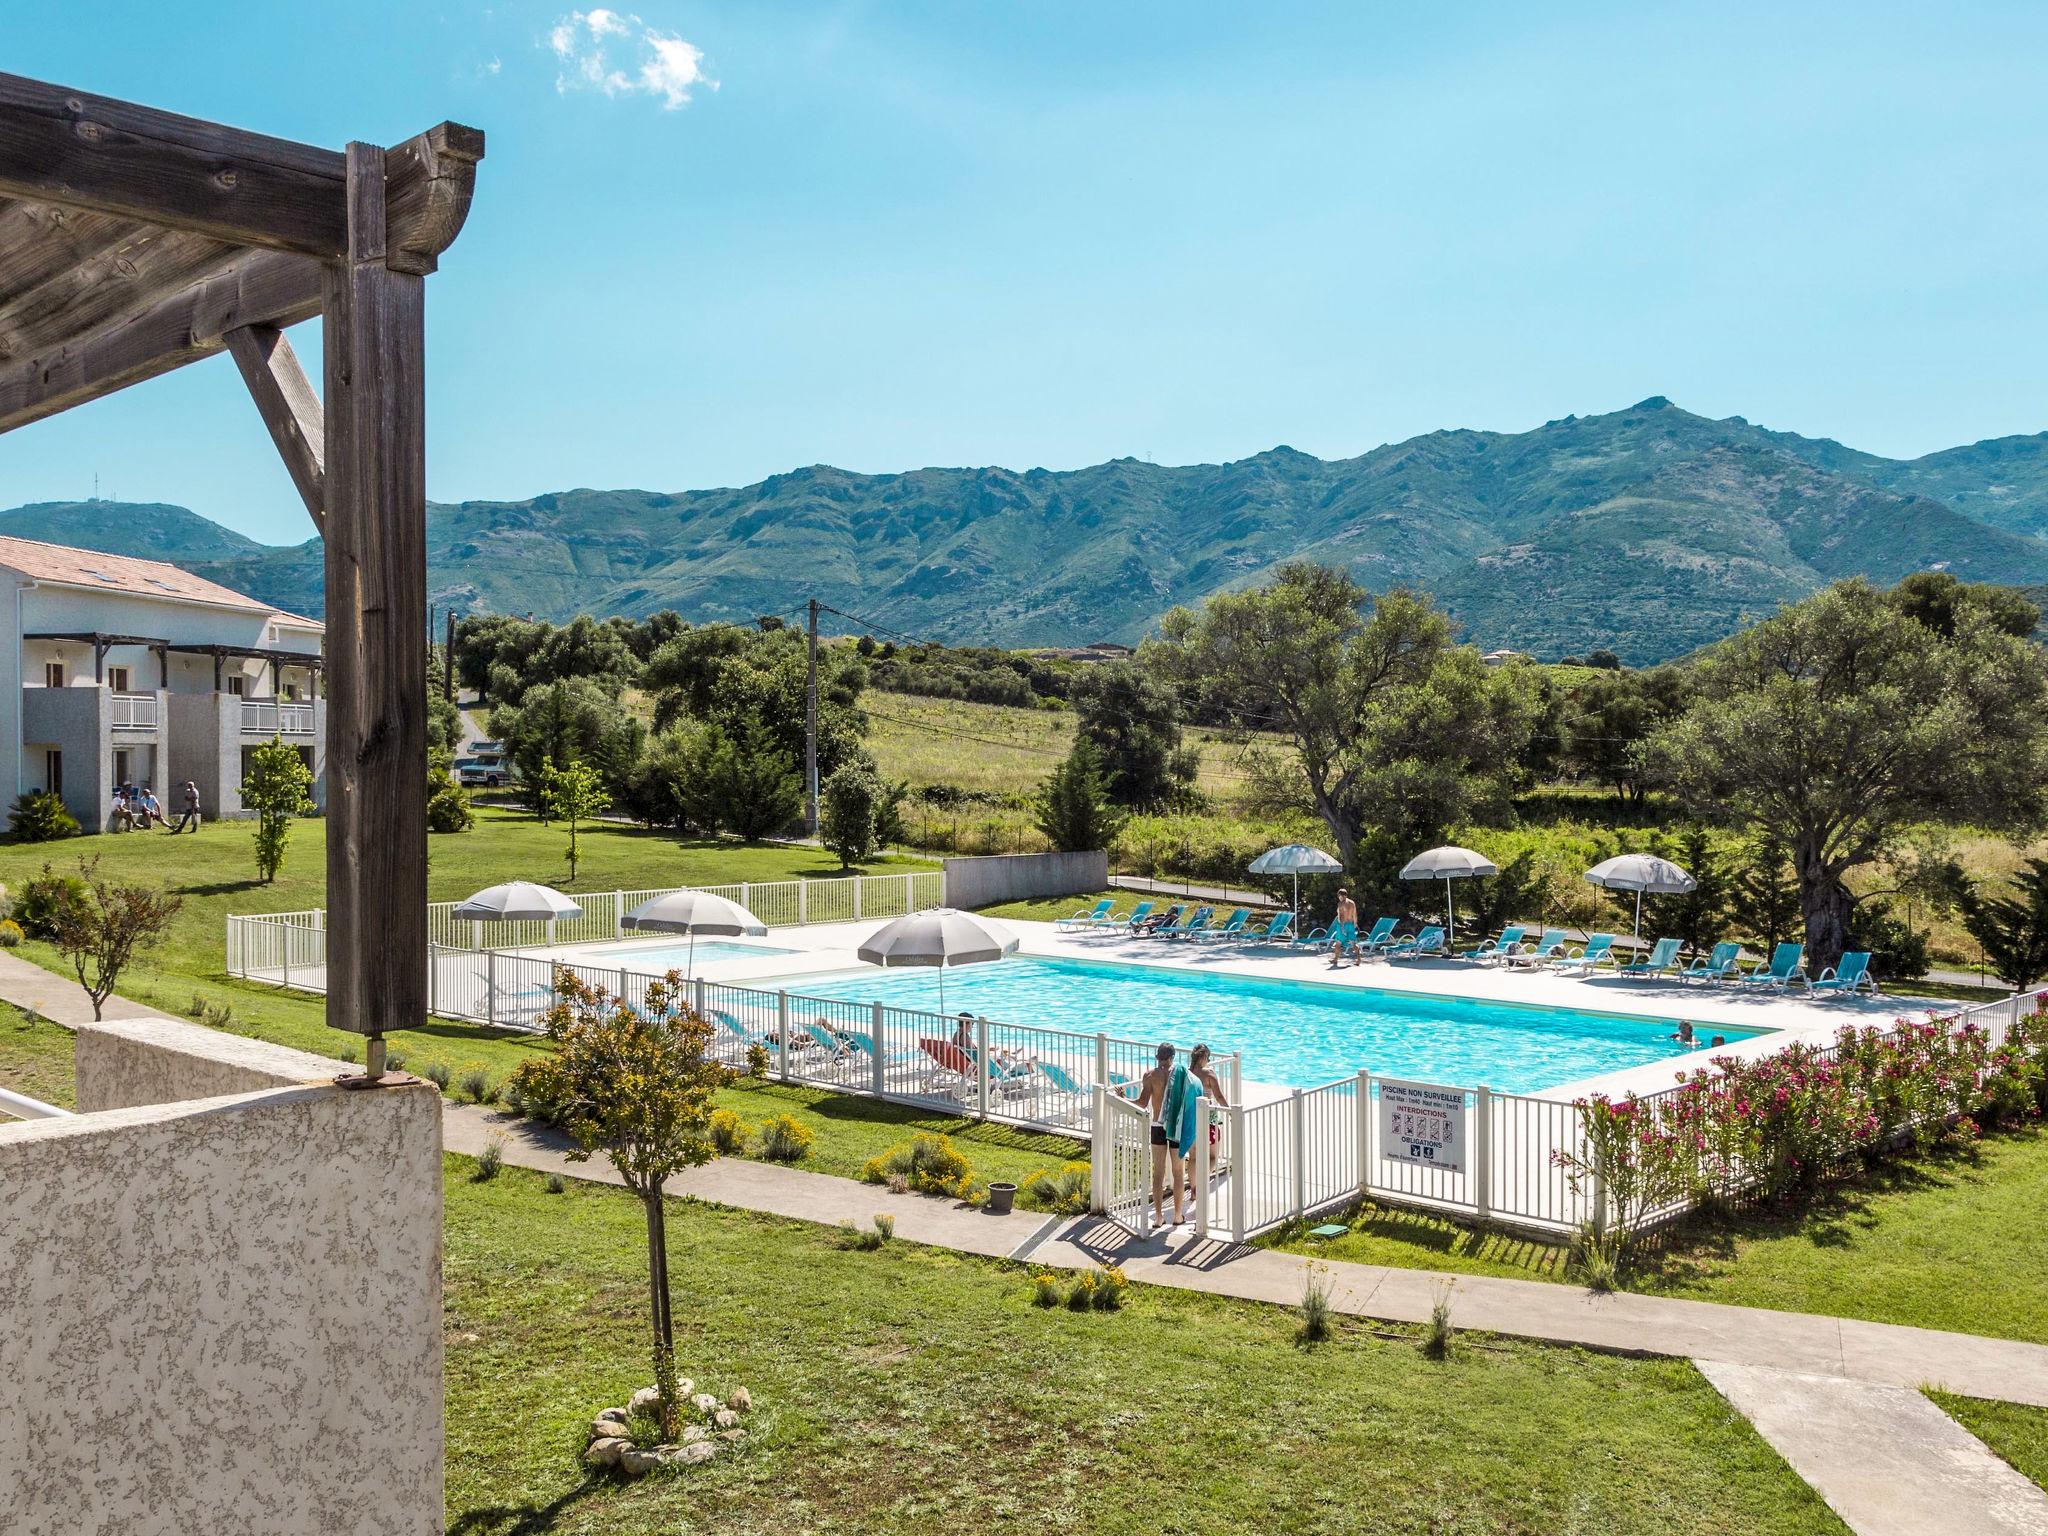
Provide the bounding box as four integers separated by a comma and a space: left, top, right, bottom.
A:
860, 1132, 980, 1200
0, 919, 22, 948
544, 1172, 567, 1195
16, 869, 87, 939
423, 1061, 452, 1091
426, 776, 476, 834
471, 1140, 503, 1181
744, 1041, 772, 1080
839, 1213, 896, 1251
1029, 1271, 1062, 1308
8, 790, 77, 843
758, 1113, 815, 1163
1063, 1266, 1128, 1312
709, 1107, 748, 1155
1019, 1161, 1091, 1215
456, 1065, 495, 1104
1421, 1280, 1455, 1360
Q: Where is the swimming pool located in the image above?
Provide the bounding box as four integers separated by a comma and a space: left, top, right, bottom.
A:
760, 955, 1766, 1094
583, 939, 797, 969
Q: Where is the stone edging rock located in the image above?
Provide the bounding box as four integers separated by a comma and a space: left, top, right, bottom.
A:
583, 1379, 755, 1476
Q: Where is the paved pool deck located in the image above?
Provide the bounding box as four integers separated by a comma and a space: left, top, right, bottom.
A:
542, 917, 1931, 1103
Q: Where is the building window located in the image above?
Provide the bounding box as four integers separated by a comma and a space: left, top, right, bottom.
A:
113, 748, 133, 786
283, 681, 299, 701
44, 750, 61, 794
227, 674, 245, 697
108, 665, 130, 693
43, 661, 63, 688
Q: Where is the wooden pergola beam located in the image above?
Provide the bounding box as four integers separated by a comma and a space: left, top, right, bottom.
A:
224, 323, 324, 532
0, 73, 483, 269
0, 247, 321, 433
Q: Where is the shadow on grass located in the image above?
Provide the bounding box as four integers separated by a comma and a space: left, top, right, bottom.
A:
758, 1082, 1084, 1155
447, 1477, 605, 1536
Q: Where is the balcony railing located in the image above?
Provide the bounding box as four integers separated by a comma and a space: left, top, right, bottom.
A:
241, 700, 314, 736
110, 692, 157, 730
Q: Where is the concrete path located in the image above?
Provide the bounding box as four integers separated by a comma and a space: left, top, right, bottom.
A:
0, 952, 173, 1027
1697, 1360, 2048, 1535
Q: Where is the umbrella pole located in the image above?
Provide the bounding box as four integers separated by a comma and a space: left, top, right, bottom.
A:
1446, 878, 1456, 946
1635, 890, 1643, 944
688, 930, 697, 980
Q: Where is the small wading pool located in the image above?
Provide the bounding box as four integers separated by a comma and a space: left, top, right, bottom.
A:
748, 954, 1771, 1095
580, 939, 798, 969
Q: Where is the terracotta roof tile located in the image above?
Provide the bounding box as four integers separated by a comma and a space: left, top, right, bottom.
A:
0, 535, 321, 630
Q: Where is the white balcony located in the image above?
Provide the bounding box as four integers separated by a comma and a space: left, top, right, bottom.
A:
241, 700, 315, 736
111, 692, 158, 730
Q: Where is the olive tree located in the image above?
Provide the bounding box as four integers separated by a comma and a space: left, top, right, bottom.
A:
510, 969, 727, 1432
1645, 578, 2048, 975
48, 856, 182, 1021
1145, 564, 1534, 906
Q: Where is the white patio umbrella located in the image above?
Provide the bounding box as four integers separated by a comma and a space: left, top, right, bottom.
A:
1398, 846, 1498, 946
856, 908, 1019, 1012
1584, 854, 1696, 942
451, 880, 585, 943
1248, 843, 1344, 916
622, 889, 766, 976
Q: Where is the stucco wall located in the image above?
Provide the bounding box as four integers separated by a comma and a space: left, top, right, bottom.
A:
22, 681, 110, 830
0, 1024, 442, 1536
943, 850, 1110, 909
74, 1014, 346, 1112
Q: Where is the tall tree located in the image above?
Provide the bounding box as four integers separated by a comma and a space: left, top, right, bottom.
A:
820, 762, 882, 869
48, 856, 181, 1021
1146, 565, 1535, 902
1730, 833, 1802, 955
510, 970, 726, 1431
1960, 859, 2048, 991
1645, 578, 2048, 974
1070, 665, 1197, 810
536, 758, 610, 881
241, 736, 315, 883
1034, 738, 1127, 853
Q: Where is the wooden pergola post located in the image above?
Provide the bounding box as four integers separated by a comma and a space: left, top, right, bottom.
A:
0, 74, 483, 1079
323, 144, 427, 1073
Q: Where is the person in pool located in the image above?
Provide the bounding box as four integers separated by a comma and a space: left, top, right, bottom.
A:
1709, 1034, 1726, 1049
1329, 887, 1359, 968
1671, 1020, 1696, 1046
1135, 1043, 1182, 1227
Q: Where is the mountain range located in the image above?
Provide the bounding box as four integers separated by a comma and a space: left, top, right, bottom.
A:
11, 397, 2048, 663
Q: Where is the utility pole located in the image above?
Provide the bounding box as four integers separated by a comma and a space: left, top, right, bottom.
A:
805, 597, 821, 835
444, 608, 456, 701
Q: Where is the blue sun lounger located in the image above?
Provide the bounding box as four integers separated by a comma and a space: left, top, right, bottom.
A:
1464, 925, 1525, 962
1054, 898, 1117, 933
1738, 942, 1806, 991
1679, 941, 1743, 985
1810, 951, 1877, 997
1385, 925, 1446, 960
1553, 934, 1617, 975
1616, 937, 1683, 979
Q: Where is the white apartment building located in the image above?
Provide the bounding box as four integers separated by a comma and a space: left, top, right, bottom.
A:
0, 536, 324, 833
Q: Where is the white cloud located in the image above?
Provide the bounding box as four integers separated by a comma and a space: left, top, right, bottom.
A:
548, 10, 716, 110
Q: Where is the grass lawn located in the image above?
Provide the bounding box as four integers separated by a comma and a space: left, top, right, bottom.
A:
1271, 1126, 2048, 1345
1928, 1393, 2048, 1494
0, 1001, 76, 1109
445, 1155, 1845, 1536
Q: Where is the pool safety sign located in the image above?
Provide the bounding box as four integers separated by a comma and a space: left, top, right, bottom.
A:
1379, 1080, 1466, 1174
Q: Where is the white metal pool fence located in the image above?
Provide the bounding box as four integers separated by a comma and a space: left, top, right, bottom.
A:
1101, 989, 2035, 1246
224, 870, 948, 982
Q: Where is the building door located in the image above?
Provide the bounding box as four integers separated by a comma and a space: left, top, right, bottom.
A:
108, 665, 130, 693
44, 749, 61, 794
43, 661, 63, 688
113, 748, 133, 786
228, 674, 245, 696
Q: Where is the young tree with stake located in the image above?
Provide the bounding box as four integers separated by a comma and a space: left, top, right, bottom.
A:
48, 856, 182, 1021
240, 735, 315, 883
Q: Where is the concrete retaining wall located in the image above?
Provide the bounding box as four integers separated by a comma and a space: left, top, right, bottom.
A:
0, 1022, 441, 1536
944, 850, 1109, 909
75, 1015, 345, 1112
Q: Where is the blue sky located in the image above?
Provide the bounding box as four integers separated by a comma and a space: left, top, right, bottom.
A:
6, 1, 2048, 546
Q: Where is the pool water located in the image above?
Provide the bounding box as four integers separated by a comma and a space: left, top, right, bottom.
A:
584, 939, 796, 969
764, 955, 1763, 1094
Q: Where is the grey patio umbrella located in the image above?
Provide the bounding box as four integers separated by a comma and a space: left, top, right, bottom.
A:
1248, 843, 1344, 917
856, 908, 1019, 1012
1398, 845, 1498, 946
1584, 854, 1696, 942
623, 889, 766, 977
451, 880, 584, 943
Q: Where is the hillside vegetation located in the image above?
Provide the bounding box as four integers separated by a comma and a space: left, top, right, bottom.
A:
15, 397, 2048, 661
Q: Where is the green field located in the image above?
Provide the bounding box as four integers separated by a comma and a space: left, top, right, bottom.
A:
0, 1002, 75, 1110
446, 1155, 1845, 1536
1272, 1126, 2048, 1345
